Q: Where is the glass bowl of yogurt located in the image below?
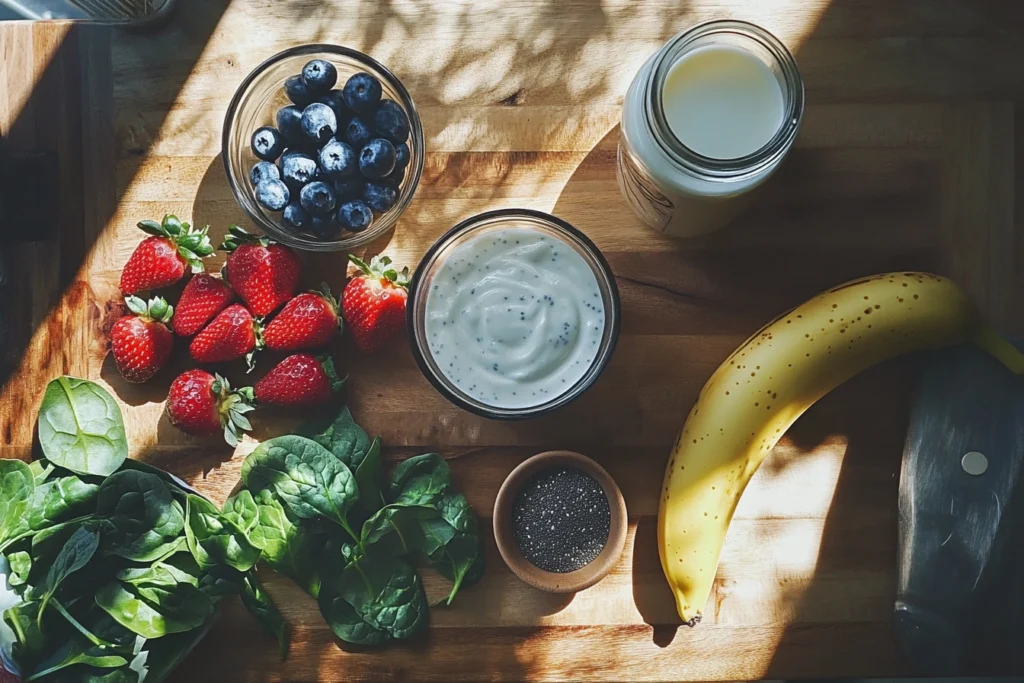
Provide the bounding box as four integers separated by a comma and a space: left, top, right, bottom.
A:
408, 209, 620, 419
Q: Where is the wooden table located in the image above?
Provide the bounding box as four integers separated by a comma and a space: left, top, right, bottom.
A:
2, 1, 1024, 680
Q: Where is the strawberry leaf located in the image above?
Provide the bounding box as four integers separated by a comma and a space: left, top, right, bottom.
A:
163, 214, 183, 236
347, 254, 373, 277
137, 219, 164, 236
125, 296, 148, 316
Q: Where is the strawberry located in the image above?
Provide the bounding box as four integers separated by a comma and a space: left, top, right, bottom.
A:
166, 369, 254, 446
261, 284, 342, 351
221, 226, 301, 317
254, 354, 343, 406
110, 296, 174, 384
342, 255, 410, 353
190, 304, 258, 366
120, 215, 214, 295
173, 273, 235, 337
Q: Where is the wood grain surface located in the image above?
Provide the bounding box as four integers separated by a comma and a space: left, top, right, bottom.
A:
2, 1, 1024, 680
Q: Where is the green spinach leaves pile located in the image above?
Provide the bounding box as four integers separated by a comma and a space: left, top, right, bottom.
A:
230, 406, 484, 645
0, 377, 286, 682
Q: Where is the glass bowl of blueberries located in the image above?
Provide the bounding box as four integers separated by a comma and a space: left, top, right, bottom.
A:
223, 44, 424, 250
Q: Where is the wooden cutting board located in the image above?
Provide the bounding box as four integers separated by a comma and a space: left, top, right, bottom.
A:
2, 1, 1024, 680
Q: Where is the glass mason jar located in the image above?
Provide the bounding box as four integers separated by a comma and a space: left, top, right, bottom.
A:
617, 20, 804, 237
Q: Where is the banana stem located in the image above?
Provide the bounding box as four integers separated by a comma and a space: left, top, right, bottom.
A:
974, 325, 1024, 374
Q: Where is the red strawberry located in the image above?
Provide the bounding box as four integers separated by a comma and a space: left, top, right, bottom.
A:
166, 369, 254, 446
254, 354, 343, 406
342, 255, 409, 353
221, 226, 300, 317
261, 284, 342, 351
120, 215, 214, 295
110, 296, 174, 384
190, 304, 258, 366
173, 273, 235, 337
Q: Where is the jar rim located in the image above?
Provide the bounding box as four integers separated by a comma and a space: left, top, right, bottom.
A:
644, 19, 805, 181
406, 209, 621, 420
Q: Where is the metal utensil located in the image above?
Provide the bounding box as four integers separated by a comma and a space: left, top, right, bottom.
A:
896, 343, 1024, 674
0, 0, 173, 27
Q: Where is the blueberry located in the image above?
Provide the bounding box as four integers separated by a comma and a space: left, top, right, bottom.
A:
251, 126, 284, 162
255, 179, 289, 211
319, 89, 351, 126
332, 177, 364, 202
302, 59, 338, 93
373, 99, 410, 144
275, 106, 305, 148
358, 138, 396, 179
337, 200, 373, 232
282, 202, 311, 231
363, 180, 398, 213
385, 164, 406, 185
345, 116, 372, 149
300, 103, 337, 147
342, 72, 382, 115
284, 75, 316, 108
300, 180, 337, 217
281, 152, 318, 189
250, 161, 280, 185
318, 140, 357, 178
309, 215, 342, 240
394, 142, 410, 170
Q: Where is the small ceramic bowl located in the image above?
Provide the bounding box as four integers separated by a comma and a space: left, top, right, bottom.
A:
493, 450, 627, 593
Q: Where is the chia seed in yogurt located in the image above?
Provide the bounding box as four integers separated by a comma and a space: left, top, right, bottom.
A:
423, 226, 606, 410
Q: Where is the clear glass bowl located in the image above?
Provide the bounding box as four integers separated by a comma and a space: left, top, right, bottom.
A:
222, 44, 424, 251
408, 209, 621, 420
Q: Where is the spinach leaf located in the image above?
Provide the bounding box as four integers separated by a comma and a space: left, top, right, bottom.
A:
428, 533, 484, 605
28, 460, 54, 485
248, 488, 318, 595
388, 453, 450, 507
301, 406, 371, 471
183, 494, 259, 572
221, 489, 258, 535
37, 377, 127, 477
0, 458, 34, 547
96, 470, 184, 562
36, 525, 101, 621
117, 459, 191, 499
95, 581, 213, 638
7, 550, 31, 587
4, 601, 47, 666
240, 571, 289, 660
50, 665, 140, 683
317, 578, 385, 646
28, 474, 100, 531
422, 492, 483, 604
339, 555, 428, 641
352, 438, 385, 520
116, 552, 201, 589
359, 505, 438, 557
417, 516, 457, 556
197, 565, 243, 598
50, 600, 125, 649
436, 491, 477, 534
30, 516, 97, 564
25, 635, 131, 682
242, 436, 358, 537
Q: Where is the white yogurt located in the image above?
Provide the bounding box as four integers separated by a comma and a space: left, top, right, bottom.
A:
424, 227, 606, 409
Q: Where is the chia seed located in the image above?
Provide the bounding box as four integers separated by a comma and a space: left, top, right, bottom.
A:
511, 466, 611, 573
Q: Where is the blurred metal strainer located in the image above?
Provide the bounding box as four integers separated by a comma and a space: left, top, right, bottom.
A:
0, 0, 174, 27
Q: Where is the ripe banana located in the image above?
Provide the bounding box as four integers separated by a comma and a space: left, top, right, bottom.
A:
658, 272, 1022, 626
